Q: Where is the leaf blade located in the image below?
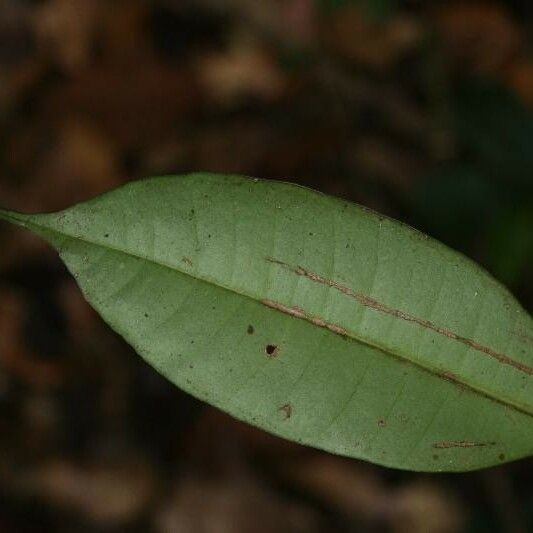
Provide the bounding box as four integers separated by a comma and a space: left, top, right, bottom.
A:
2, 173, 532, 471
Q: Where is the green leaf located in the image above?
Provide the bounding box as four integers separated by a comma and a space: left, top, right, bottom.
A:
1, 173, 532, 472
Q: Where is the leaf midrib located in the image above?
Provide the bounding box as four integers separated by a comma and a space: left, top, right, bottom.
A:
3, 208, 532, 419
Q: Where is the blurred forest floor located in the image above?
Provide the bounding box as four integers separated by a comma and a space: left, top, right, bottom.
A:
0, 1, 532, 532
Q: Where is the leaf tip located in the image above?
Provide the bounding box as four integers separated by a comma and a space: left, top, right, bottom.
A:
0, 208, 30, 228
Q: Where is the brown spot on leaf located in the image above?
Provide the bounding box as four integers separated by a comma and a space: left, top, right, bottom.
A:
378, 419, 386, 428
181, 257, 193, 267
279, 403, 292, 419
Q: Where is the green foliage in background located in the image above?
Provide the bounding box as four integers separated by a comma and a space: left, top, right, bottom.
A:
414, 81, 533, 288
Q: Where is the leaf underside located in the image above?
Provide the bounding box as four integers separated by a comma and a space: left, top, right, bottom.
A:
1, 173, 532, 472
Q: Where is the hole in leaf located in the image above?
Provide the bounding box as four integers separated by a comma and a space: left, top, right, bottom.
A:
247, 325, 254, 334
265, 344, 278, 357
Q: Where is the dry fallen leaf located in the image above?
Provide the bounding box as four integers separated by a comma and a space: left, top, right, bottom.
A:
40, 63, 200, 149
507, 60, 533, 108
16, 459, 156, 526
434, 3, 521, 74
155, 475, 320, 533
0, 287, 63, 388
323, 6, 422, 70
284, 454, 385, 522
197, 39, 286, 106
28, 120, 121, 211
34, 0, 101, 72
390, 481, 465, 533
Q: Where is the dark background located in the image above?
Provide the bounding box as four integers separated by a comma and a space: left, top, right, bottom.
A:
0, 1, 532, 532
